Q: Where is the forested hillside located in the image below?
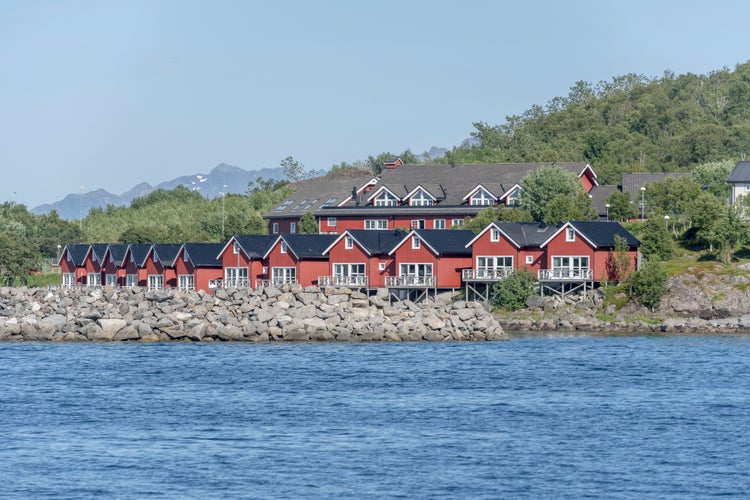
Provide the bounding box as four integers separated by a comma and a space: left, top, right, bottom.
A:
441, 62, 750, 184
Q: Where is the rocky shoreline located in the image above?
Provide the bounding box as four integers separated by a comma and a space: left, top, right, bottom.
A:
0, 285, 506, 342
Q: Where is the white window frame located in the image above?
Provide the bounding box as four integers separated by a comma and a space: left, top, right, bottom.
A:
411, 219, 425, 229
233, 241, 240, 254
409, 189, 435, 207
433, 219, 446, 229
399, 263, 433, 277
62, 273, 76, 287
88, 273, 101, 287
290, 222, 297, 234
333, 263, 366, 277
490, 228, 500, 242
126, 274, 138, 287
525, 255, 534, 265
412, 236, 421, 249
327, 217, 337, 227
272, 223, 279, 234
378, 262, 386, 271
451, 219, 464, 228
506, 187, 523, 206
373, 191, 399, 207
225, 267, 248, 288
271, 267, 296, 285
476, 256, 513, 274
364, 219, 388, 230
147, 274, 163, 290
106, 274, 117, 286
566, 227, 576, 242
552, 256, 589, 272
345, 236, 354, 249
178, 274, 194, 291
280, 241, 288, 254
470, 188, 494, 206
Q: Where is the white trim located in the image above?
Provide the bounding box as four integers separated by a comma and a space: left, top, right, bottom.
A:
465, 222, 521, 249
367, 186, 401, 204
539, 222, 598, 248
321, 231, 372, 257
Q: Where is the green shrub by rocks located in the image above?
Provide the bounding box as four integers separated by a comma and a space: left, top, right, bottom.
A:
492, 270, 537, 310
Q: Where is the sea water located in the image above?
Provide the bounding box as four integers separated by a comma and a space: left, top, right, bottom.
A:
1, 335, 749, 498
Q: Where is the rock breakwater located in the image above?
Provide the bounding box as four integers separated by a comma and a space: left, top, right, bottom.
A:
0, 285, 506, 342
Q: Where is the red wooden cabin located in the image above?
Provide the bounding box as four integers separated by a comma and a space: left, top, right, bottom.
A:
262, 234, 337, 288
217, 235, 278, 289
321, 229, 405, 288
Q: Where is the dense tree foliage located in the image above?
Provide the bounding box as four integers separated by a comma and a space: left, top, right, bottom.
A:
298, 212, 318, 234
492, 270, 537, 310
520, 166, 596, 223
366, 149, 420, 175
605, 190, 636, 222
628, 259, 668, 311
439, 63, 750, 184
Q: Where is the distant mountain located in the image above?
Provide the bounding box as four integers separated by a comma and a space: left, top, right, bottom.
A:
417, 146, 448, 162
32, 163, 288, 220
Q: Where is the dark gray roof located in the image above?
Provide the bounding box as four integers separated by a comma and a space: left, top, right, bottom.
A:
621, 173, 691, 198
343, 229, 408, 254
182, 243, 224, 267
106, 244, 130, 266
129, 244, 152, 266
266, 174, 374, 218
727, 161, 750, 183
282, 234, 338, 259
60, 244, 90, 266
494, 221, 562, 247
309, 206, 484, 217
569, 221, 640, 247
588, 185, 619, 217
90, 243, 109, 263
152, 244, 183, 266
233, 235, 278, 258
413, 229, 475, 256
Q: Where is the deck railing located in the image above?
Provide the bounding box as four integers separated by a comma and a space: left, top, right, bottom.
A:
318, 275, 368, 287
462, 268, 514, 281
255, 278, 298, 288
385, 275, 436, 287
538, 268, 593, 281
222, 278, 250, 289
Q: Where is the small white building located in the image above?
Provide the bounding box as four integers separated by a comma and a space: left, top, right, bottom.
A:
727, 161, 750, 204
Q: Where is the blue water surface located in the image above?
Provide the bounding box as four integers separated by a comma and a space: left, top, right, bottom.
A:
1, 335, 749, 499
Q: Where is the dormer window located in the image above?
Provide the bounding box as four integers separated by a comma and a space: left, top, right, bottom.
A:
566, 228, 576, 242
373, 191, 399, 207
470, 188, 494, 206
506, 187, 523, 206
409, 189, 435, 207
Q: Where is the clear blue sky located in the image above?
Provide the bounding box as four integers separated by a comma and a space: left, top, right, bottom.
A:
2, 0, 749, 208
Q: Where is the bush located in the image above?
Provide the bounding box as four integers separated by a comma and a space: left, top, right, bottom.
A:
492, 270, 537, 310
628, 259, 667, 310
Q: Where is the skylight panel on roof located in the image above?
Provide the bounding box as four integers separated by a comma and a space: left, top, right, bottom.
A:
305, 199, 319, 210
292, 199, 309, 210
320, 197, 337, 208
275, 200, 294, 212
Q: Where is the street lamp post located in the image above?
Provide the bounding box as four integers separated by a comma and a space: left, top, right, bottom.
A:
664, 215, 670, 231
605, 203, 610, 221
79, 186, 84, 230
640, 186, 646, 221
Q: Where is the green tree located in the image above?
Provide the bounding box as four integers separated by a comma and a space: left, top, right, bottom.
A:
639, 217, 673, 261
605, 235, 633, 283
520, 166, 594, 222
366, 149, 420, 175
492, 270, 537, 310
298, 212, 318, 234
692, 159, 734, 198
605, 190, 636, 222
644, 176, 702, 235
463, 206, 533, 233
628, 259, 667, 311
686, 191, 729, 252
280, 156, 306, 183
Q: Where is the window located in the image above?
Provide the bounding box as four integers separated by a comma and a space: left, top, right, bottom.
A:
178, 274, 194, 291
147, 274, 163, 290
290, 222, 297, 234
526, 255, 534, 265
476, 256, 513, 278
566, 228, 576, 242
327, 217, 337, 227
233, 241, 240, 254
280, 241, 288, 254
412, 236, 421, 249
333, 263, 365, 277
364, 219, 388, 230
62, 273, 76, 287
378, 262, 386, 271
225, 267, 248, 288
451, 219, 464, 228
745, 184, 750, 190
106, 274, 117, 286
490, 228, 500, 242
506, 187, 522, 206
411, 220, 425, 229
88, 273, 101, 286
126, 274, 138, 287
373, 191, 399, 207
470, 188, 494, 206
345, 236, 354, 249
272, 223, 279, 234
552, 256, 590, 279
272, 267, 296, 285
409, 189, 435, 206
399, 264, 433, 285
433, 219, 446, 229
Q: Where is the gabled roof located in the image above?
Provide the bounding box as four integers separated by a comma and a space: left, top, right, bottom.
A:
106, 243, 130, 267
219, 234, 278, 260
366, 185, 402, 203
181, 243, 224, 267
462, 184, 498, 202
266, 174, 376, 218
588, 185, 619, 217
152, 244, 183, 267
90, 243, 109, 263
128, 244, 153, 267
389, 229, 474, 256
404, 184, 440, 201
621, 172, 691, 198
323, 229, 407, 256
727, 161, 750, 183
466, 221, 562, 248
58, 243, 90, 266
265, 234, 338, 259
540, 221, 640, 248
